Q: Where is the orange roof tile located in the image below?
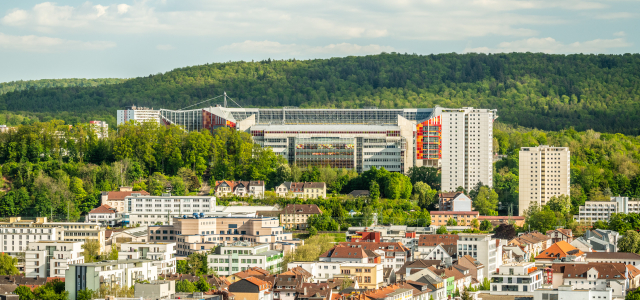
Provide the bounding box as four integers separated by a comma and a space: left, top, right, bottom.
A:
536, 241, 584, 260
243, 277, 270, 291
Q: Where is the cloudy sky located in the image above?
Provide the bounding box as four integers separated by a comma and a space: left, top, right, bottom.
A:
0, 0, 638, 82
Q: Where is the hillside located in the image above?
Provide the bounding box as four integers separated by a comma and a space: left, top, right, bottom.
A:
0, 78, 127, 95
1, 53, 639, 133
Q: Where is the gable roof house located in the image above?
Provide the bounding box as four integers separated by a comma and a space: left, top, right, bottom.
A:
535, 241, 586, 266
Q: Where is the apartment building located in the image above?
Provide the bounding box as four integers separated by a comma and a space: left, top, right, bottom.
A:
535, 241, 585, 266
457, 233, 502, 276
430, 211, 479, 226
438, 192, 472, 211
339, 242, 411, 271
89, 120, 108, 139
86, 204, 121, 226
24, 241, 84, 278
228, 277, 273, 300
149, 215, 291, 256
214, 180, 266, 199
508, 232, 551, 261
534, 285, 613, 300
549, 263, 629, 299
440, 108, 497, 192
585, 252, 640, 266
340, 263, 385, 289
611, 196, 640, 213
0, 217, 106, 254
280, 204, 323, 230
546, 229, 573, 244
100, 188, 150, 213
119, 242, 177, 275
364, 285, 413, 300
66, 259, 158, 300
574, 201, 618, 224
519, 145, 570, 215
490, 262, 543, 293
123, 193, 216, 226
117, 105, 160, 125
319, 245, 382, 264
287, 261, 345, 282
275, 182, 327, 199
207, 242, 285, 275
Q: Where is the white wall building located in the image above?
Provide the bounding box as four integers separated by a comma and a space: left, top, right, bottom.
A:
286, 261, 345, 282
519, 145, 571, 215
89, 120, 108, 139
440, 108, 497, 192
24, 241, 84, 278
119, 242, 176, 275
490, 262, 543, 294
124, 193, 216, 225
66, 259, 158, 300
86, 204, 122, 226
458, 233, 502, 277
534, 285, 612, 300
208, 242, 284, 275
0, 225, 60, 256
117, 106, 160, 125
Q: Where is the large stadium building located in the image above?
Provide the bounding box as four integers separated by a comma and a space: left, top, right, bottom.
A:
158, 106, 497, 191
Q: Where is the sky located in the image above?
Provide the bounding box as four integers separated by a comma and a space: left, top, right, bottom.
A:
0, 0, 638, 82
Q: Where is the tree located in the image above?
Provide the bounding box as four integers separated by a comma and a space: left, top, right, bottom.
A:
627, 286, 640, 300
470, 219, 480, 229
618, 230, 640, 253
177, 260, 188, 274
479, 277, 490, 290
308, 226, 318, 237
473, 187, 499, 216
592, 220, 609, 230
493, 224, 516, 240
82, 240, 101, 263
547, 195, 571, 216
436, 225, 448, 234
176, 279, 197, 293
77, 289, 95, 300
107, 244, 119, 260
196, 276, 212, 292
0, 253, 18, 275
360, 206, 375, 227
479, 219, 493, 231
340, 278, 353, 290
414, 181, 437, 210
369, 181, 380, 201
447, 217, 458, 226
14, 285, 34, 300
524, 204, 557, 233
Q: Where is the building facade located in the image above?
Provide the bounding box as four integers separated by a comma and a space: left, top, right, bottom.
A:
340, 263, 385, 289
280, 204, 323, 230
119, 242, 177, 275
519, 145, 571, 215
123, 193, 216, 226
438, 192, 472, 211
457, 233, 502, 276
430, 211, 479, 227
66, 260, 158, 300
275, 182, 326, 199
214, 180, 265, 199
24, 241, 84, 278
89, 120, 108, 139
207, 242, 284, 275
490, 262, 543, 293
100, 188, 150, 213
86, 204, 121, 226
117, 105, 160, 125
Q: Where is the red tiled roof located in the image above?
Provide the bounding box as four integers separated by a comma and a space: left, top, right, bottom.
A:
243, 277, 270, 291
283, 204, 322, 215
430, 211, 479, 215
536, 241, 584, 260
89, 204, 117, 214
418, 234, 459, 246
320, 245, 367, 259
339, 242, 409, 253
478, 216, 525, 220
106, 190, 149, 200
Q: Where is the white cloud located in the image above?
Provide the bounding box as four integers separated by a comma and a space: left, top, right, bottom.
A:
219, 40, 394, 56
594, 12, 636, 19
614, 31, 625, 37
464, 37, 631, 54
0, 32, 116, 53
156, 44, 175, 51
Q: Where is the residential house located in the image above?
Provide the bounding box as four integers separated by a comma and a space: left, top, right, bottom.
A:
303, 182, 327, 199
24, 241, 84, 278
427, 266, 455, 297
119, 242, 177, 275
508, 232, 551, 261
585, 252, 640, 266
349, 190, 370, 198
100, 187, 150, 213
502, 246, 527, 264
583, 229, 620, 252
456, 255, 485, 285
363, 284, 413, 300
340, 263, 384, 289
214, 180, 266, 199
396, 260, 443, 281
490, 262, 543, 294
287, 261, 345, 283
276, 182, 305, 198
546, 229, 573, 244
628, 264, 640, 289
208, 242, 285, 275
339, 242, 411, 271
430, 211, 479, 226
415, 235, 458, 260
228, 277, 273, 300
477, 216, 525, 227
406, 268, 446, 300
438, 192, 472, 211
400, 281, 432, 300
534, 241, 585, 266
319, 245, 382, 264
65, 259, 158, 300
85, 204, 121, 226
272, 272, 306, 300
430, 267, 471, 296
107, 226, 149, 246
533, 285, 613, 300
418, 244, 453, 261
227, 267, 272, 283
550, 263, 629, 299
570, 238, 593, 253
134, 280, 176, 300
281, 205, 323, 230
297, 283, 333, 300
457, 233, 503, 276
383, 268, 396, 285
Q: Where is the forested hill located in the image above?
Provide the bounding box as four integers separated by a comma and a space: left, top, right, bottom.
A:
1, 53, 639, 134
0, 78, 128, 95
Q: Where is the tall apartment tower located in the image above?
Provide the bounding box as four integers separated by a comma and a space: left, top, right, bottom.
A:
440, 108, 497, 192
518, 145, 570, 216
117, 105, 160, 126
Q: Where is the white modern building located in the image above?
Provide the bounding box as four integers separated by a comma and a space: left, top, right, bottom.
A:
611, 196, 640, 214
119, 242, 177, 275
66, 259, 158, 300
86, 204, 122, 226
24, 241, 84, 278
123, 193, 216, 225
575, 197, 640, 224
207, 242, 284, 275
0, 224, 60, 255
286, 261, 345, 282
490, 262, 543, 293
440, 108, 497, 192
519, 145, 570, 215
457, 233, 502, 277
534, 285, 613, 300
89, 120, 108, 139
117, 106, 160, 125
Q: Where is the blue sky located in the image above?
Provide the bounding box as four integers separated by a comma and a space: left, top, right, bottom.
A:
0, 0, 638, 82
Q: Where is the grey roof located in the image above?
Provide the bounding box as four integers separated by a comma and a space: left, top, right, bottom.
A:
251, 124, 401, 131
585, 252, 640, 260
503, 246, 526, 256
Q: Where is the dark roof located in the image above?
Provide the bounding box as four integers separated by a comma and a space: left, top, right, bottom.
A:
418, 234, 459, 246
106, 190, 150, 200
282, 204, 322, 215
397, 260, 442, 276
303, 182, 326, 189
320, 246, 367, 259
256, 211, 281, 218
89, 204, 117, 214
552, 263, 627, 279
348, 190, 370, 197
586, 252, 640, 260
439, 192, 463, 199
430, 211, 478, 215
339, 242, 410, 253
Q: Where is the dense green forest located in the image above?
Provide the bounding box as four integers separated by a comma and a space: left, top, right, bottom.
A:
1, 53, 640, 133
0, 78, 127, 95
